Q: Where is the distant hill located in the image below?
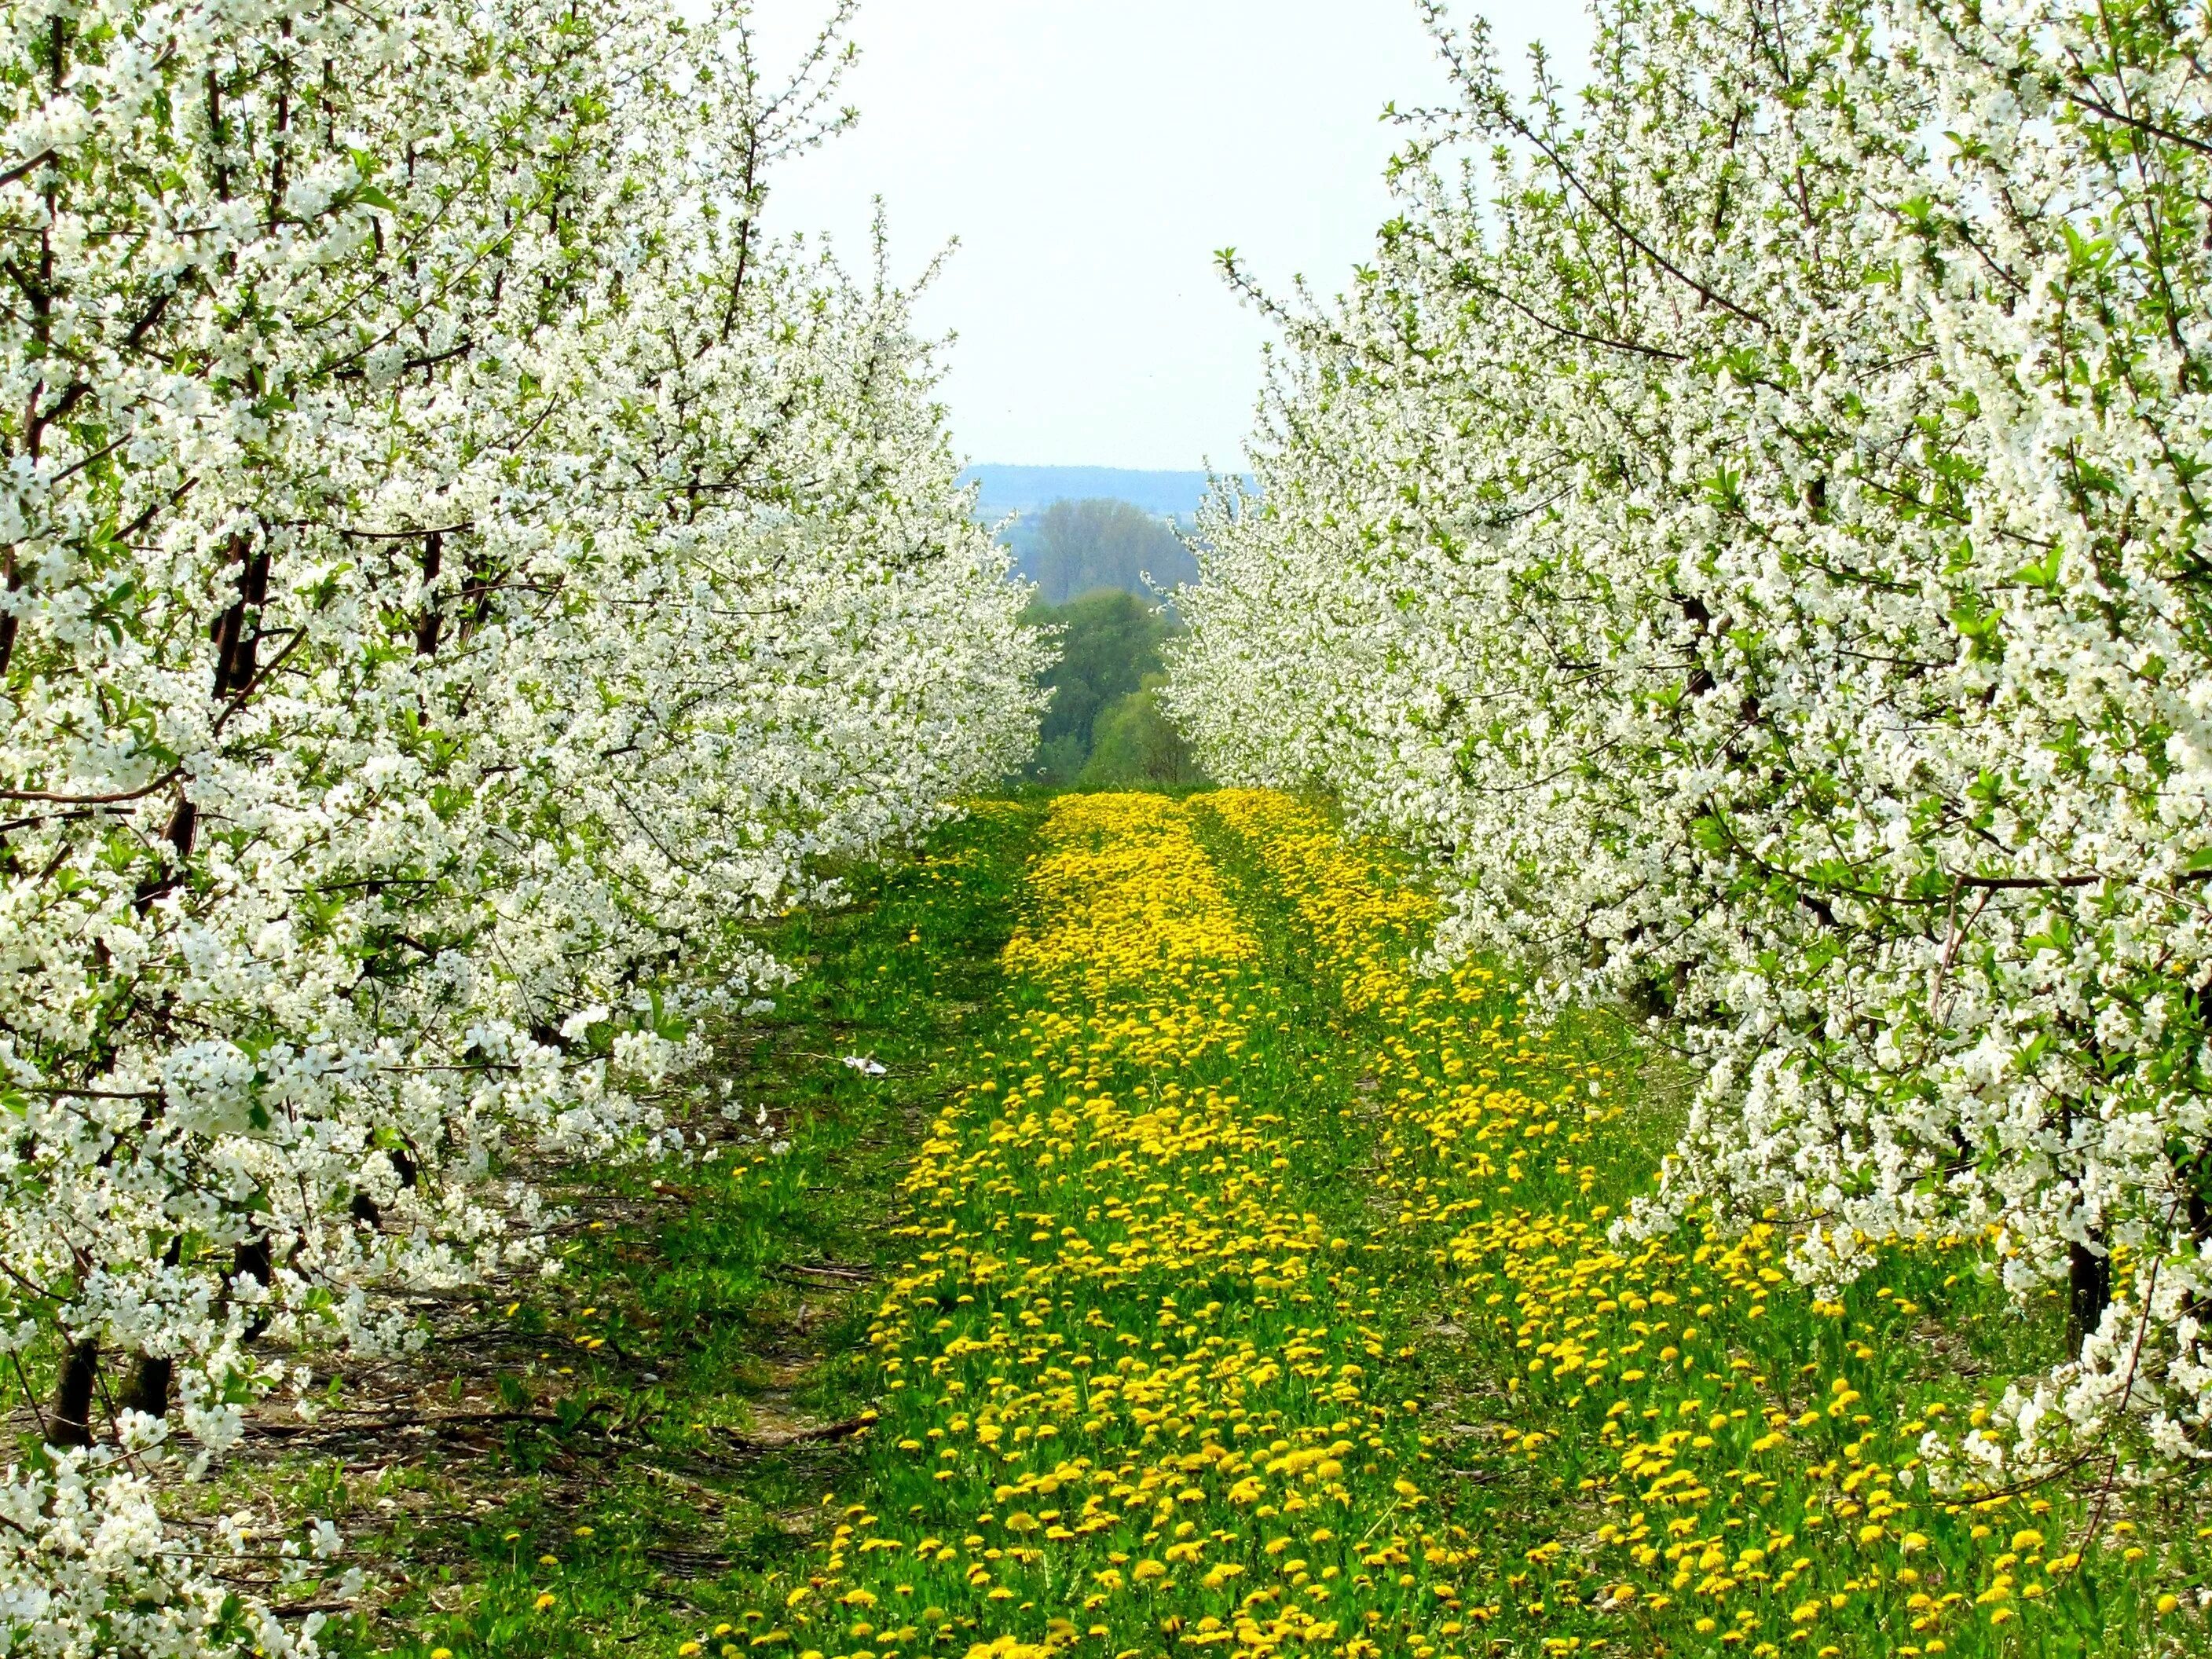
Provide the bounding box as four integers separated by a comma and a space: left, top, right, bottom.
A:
962, 466, 1246, 523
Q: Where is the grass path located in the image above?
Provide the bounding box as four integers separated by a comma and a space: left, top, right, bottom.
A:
709, 792, 2193, 1659
345, 791, 2199, 1659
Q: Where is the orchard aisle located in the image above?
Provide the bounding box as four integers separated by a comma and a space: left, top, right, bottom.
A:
701, 792, 2174, 1659
753, 790, 1473, 1659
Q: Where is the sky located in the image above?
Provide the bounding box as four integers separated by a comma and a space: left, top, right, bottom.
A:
749, 2, 1595, 473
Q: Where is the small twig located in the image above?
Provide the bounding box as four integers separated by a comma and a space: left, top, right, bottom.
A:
8, 1353, 47, 1442
0, 769, 180, 806
247, 1404, 613, 1437
712, 1415, 870, 1452
767, 1261, 875, 1284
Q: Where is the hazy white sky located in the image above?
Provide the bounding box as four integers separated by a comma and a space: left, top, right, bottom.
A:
751, 2, 1593, 471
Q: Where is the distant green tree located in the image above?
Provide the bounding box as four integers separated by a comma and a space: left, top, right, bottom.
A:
1034, 590, 1165, 750
1017, 588, 1212, 787
1079, 676, 1207, 789
1024, 498, 1198, 603
1032, 734, 1088, 788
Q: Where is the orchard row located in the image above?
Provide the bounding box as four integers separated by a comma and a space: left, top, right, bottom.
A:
0, 5, 1041, 1654
1170, 0, 2212, 1478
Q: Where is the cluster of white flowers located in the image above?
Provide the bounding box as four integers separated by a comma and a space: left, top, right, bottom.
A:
1169, 0, 2212, 1469
1, 0, 1042, 1646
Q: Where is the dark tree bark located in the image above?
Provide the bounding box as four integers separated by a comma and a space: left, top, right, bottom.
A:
121, 1355, 173, 1421
2067, 1238, 2111, 1355
49, 1339, 97, 1447
233, 1234, 273, 1338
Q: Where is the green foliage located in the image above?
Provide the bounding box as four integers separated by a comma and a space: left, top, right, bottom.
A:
1020, 589, 1203, 786
1077, 675, 1207, 789
1031, 734, 1088, 786
1019, 497, 1198, 604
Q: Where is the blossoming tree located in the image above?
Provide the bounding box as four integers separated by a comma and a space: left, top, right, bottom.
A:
0, 0, 1041, 1647
1170, 0, 2212, 1475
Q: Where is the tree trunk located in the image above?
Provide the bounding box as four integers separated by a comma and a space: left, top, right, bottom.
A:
120, 1355, 172, 1421
2067, 1237, 2111, 1356
49, 1339, 97, 1447
416, 531, 443, 656
121, 1233, 183, 1419
233, 1234, 273, 1337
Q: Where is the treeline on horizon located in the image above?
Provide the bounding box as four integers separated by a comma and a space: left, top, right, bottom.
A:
999, 496, 1200, 605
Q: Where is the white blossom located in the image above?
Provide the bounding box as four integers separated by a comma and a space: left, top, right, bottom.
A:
1170, 0, 2212, 1473
0, 0, 1045, 1648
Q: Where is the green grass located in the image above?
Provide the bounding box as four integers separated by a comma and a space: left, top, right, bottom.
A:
298, 802, 1045, 1659
1192, 794, 2212, 1659
297, 789, 2211, 1659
